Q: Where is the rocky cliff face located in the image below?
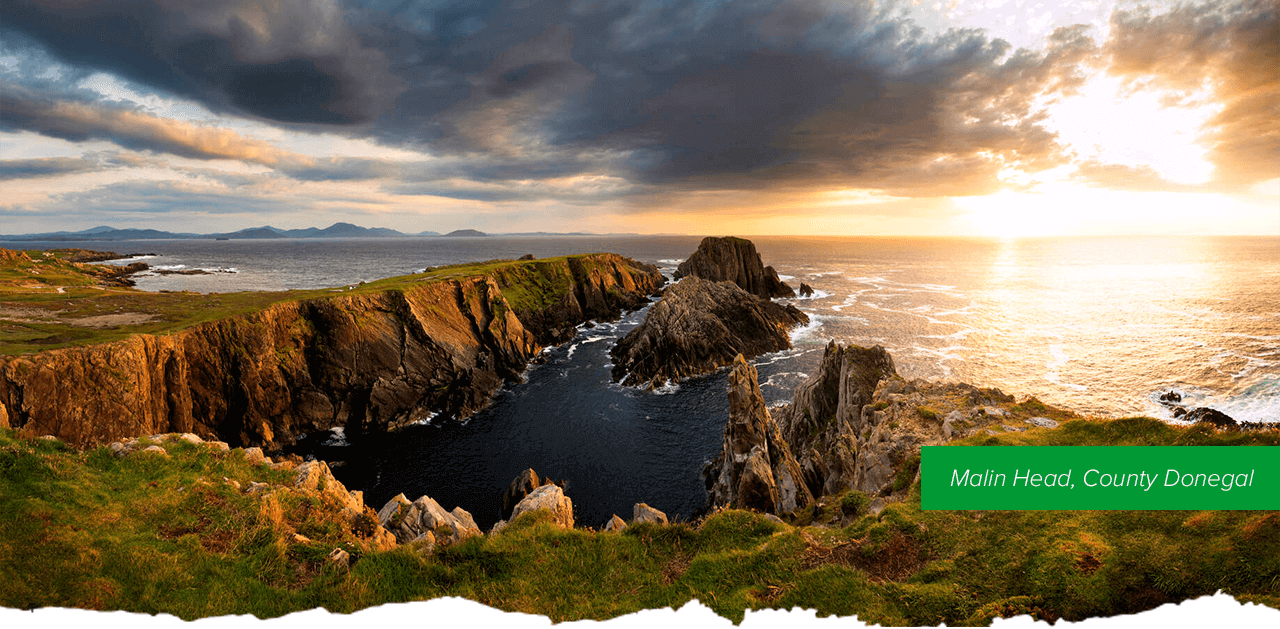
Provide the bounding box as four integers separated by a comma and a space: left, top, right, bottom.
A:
775, 341, 1020, 499
610, 277, 808, 387
704, 355, 813, 515
0, 254, 662, 449
705, 342, 1040, 514
675, 237, 794, 298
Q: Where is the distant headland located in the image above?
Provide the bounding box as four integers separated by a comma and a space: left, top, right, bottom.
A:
0, 224, 642, 241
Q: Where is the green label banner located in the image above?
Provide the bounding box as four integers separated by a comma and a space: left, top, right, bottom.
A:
921, 446, 1280, 510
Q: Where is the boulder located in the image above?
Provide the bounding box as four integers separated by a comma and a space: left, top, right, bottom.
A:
140, 445, 168, 457
632, 503, 668, 525
704, 355, 814, 515
674, 236, 794, 298
603, 514, 628, 532
510, 483, 575, 529
243, 447, 266, 465
1159, 390, 1182, 404
1025, 417, 1059, 429
798, 283, 814, 297
610, 277, 808, 387
501, 468, 562, 521
328, 548, 350, 568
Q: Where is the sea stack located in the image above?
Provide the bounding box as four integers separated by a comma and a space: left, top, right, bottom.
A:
611, 237, 808, 387
675, 236, 795, 298
610, 278, 808, 387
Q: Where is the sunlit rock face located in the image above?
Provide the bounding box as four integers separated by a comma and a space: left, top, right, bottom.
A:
704, 354, 813, 516
675, 236, 795, 299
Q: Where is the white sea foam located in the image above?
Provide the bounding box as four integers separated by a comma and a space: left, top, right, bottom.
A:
322, 427, 349, 446
777, 274, 795, 281
653, 380, 681, 395
789, 289, 831, 301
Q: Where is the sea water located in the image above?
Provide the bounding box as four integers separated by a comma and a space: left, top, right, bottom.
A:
7, 235, 1276, 527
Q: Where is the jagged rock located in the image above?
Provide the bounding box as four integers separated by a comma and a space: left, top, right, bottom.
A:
1172, 406, 1188, 419
633, 503, 669, 525
778, 342, 896, 497
705, 355, 814, 516
798, 283, 814, 297
611, 278, 808, 387
501, 468, 562, 521
1185, 407, 1237, 428
376, 493, 481, 544
674, 236, 794, 298
489, 520, 509, 535
604, 514, 627, 532
510, 483, 574, 529
293, 460, 363, 512
1159, 390, 1182, 404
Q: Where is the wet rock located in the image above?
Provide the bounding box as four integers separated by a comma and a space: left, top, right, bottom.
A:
1185, 407, 1237, 428
798, 283, 814, 297
705, 355, 814, 515
611, 277, 808, 387
674, 236, 794, 298
1159, 390, 1182, 404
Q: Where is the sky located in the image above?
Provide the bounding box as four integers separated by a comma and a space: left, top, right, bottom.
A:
0, 0, 1276, 237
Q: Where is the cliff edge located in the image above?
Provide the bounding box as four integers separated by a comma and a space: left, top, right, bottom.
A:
0, 253, 663, 449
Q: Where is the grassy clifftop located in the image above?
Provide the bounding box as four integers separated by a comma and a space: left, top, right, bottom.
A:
2, 419, 1277, 625
0, 249, 648, 355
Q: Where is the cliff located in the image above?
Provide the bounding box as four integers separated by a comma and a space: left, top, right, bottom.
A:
675, 236, 794, 298
610, 277, 808, 387
0, 254, 663, 449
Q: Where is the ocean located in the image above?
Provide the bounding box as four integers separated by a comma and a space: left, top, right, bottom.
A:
7, 235, 1277, 528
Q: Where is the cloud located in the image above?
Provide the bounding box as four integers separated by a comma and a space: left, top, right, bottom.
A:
1105, 0, 1279, 188
1, 0, 401, 125
0, 156, 99, 180
4, 0, 1106, 199
0, 87, 298, 164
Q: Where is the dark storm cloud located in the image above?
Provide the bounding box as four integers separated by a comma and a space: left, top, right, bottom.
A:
11, 0, 1254, 200
1, 0, 401, 125
1106, 0, 1278, 188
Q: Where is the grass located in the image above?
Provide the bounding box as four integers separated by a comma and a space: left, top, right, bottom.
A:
0, 251, 622, 355
1, 421, 1277, 625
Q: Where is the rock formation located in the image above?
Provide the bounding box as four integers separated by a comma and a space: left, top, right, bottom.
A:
798, 283, 814, 297
0, 254, 663, 448
773, 342, 1021, 498
610, 277, 808, 387
675, 236, 794, 298
633, 503, 669, 525
500, 468, 564, 521
704, 355, 813, 515
509, 483, 575, 529
377, 493, 483, 545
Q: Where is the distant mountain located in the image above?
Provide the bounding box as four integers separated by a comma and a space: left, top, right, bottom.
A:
443, 229, 489, 237
1, 223, 416, 241
0, 226, 200, 241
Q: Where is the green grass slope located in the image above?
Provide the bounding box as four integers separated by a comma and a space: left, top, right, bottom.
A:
2, 419, 1277, 625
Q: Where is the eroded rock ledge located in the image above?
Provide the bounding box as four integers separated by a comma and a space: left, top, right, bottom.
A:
0, 254, 663, 449
610, 277, 808, 387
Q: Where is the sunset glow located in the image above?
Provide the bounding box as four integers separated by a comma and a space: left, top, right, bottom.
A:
0, 0, 1275, 236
